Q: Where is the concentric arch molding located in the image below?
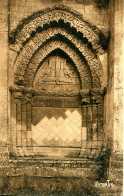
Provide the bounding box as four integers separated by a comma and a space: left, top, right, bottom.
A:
23, 40, 93, 88
9, 5, 108, 54
14, 27, 104, 89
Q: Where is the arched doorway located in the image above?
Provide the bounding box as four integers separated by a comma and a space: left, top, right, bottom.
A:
9, 6, 107, 158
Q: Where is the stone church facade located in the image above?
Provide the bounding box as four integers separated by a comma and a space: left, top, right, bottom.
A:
0, 0, 123, 195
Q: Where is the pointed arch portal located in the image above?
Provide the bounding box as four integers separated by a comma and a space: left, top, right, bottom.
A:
9, 6, 107, 158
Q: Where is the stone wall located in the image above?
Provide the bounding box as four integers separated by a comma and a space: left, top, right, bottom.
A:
0, 0, 9, 154
113, 0, 123, 151
10, 0, 109, 36
105, 0, 123, 194
105, 0, 123, 151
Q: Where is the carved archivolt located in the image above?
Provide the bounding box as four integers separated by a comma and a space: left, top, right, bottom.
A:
16, 39, 102, 90
9, 6, 108, 54
9, 5, 108, 93
9, 6, 107, 157
25, 40, 93, 87
14, 27, 103, 88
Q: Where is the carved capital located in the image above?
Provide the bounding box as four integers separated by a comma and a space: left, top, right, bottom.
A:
23, 92, 33, 103
9, 85, 24, 92
80, 89, 91, 104
10, 86, 34, 103
80, 88, 104, 104
11, 91, 23, 103
90, 89, 103, 104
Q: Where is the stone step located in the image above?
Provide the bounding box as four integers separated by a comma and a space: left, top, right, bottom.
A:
98, 192, 122, 196
0, 174, 122, 196
9, 157, 102, 168
108, 177, 123, 186
97, 185, 123, 195
0, 176, 99, 196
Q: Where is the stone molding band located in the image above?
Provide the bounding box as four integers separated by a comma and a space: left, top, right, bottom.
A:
10, 86, 105, 104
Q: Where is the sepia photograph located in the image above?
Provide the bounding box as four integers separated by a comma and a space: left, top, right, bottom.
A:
0, 0, 123, 195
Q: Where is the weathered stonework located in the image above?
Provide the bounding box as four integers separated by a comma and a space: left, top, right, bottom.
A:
0, 0, 123, 195
13, 26, 105, 89
9, 6, 108, 53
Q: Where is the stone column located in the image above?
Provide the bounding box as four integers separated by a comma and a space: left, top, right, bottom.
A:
113, 0, 123, 152
79, 108, 87, 158
21, 101, 27, 156
10, 89, 33, 156
79, 89, 90, 158
10, 91, 23, 156
91, 89, 104, 158
25, 92, 33, 156
16, 103, 22, 146
26, 103, 32, 146
21, 92, 32, 156
107, 0, 123, 186
79, 89, 105, 158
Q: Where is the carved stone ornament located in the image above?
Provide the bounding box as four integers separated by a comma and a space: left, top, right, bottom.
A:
90, 89, 103, 104
80, 89, 91, 104
9, 5, 108, 54
11, 91, 23, 103
10, 86, 33, 103
23, 92, 33, 103
80, 88, 104, 104
14, 28, 104, 88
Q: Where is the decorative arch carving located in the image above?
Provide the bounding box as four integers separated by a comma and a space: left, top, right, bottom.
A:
24, 40, 92, 89
14, 27, 103, 88
9, 5, 108, 54
9, 5, 106, 159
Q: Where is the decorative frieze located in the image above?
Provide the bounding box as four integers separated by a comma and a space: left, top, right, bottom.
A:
32, 96, 81, 108
9, 86, 104, 105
